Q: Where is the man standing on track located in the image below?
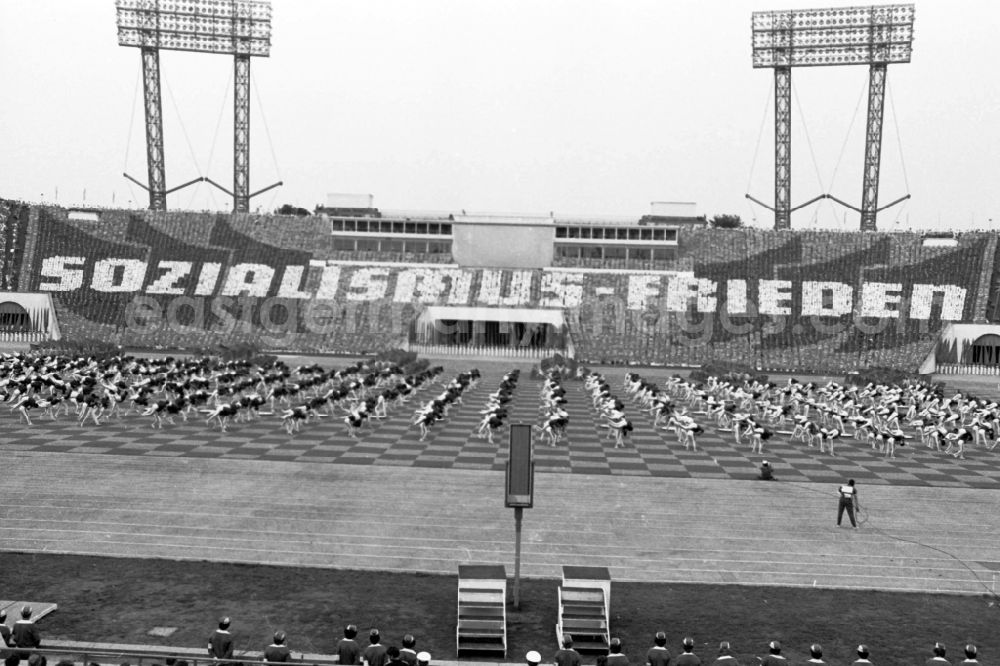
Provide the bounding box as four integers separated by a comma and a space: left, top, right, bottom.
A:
836, 479, 861, 529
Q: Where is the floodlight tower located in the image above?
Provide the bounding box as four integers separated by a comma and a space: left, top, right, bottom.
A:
116, 0, 281, 212
749, 4, 915, 231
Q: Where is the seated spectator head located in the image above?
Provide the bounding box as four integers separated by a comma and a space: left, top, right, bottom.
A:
386, 647, 400, 661
416, 652, 430, 666
369, 629, 380, 645
219, 617, 231, 630
344, 625, 358, 639
809, 645, 823, 660
682, 638, 695, 653
403, 635, 416, 649
654, 632, 667, 648
27, 655, 46, 666
526, 651, 541, 666
166, 659, 177, 666
964, 645, 977, 660
596, 658, 607, 666
273, 631, 286, 646
856, 645, 869, 660
934, 643, 947, 658
718, 642, 732, 656
768, 641, 782, 655
0, 610, 5, 624
20, 606, 32, 619
610, 638, 623, 654
562, 635, 573, 649
55, 661, 75, 666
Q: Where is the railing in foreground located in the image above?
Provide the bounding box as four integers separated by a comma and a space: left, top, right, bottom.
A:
25, 643, 339, 666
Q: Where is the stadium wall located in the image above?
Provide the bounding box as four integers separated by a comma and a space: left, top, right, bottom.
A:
4, 202, 996, 373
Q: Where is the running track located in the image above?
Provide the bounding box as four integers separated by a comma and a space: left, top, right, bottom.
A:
2, 362, 1000, 595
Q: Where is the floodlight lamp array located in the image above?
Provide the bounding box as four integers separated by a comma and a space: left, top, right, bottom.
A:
751, 3, 914, 68
116, 0, 272, 56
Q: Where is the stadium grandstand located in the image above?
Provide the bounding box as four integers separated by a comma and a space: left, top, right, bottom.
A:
3, 197, 1000, 376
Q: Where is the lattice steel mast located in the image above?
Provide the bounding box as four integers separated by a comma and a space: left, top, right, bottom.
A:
140, 46, 167, 210
233, 54, 252, 213
749, 4, 914, 231
773, 66, 792, 229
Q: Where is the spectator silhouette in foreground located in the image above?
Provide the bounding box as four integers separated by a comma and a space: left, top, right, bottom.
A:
336, 625, 361, 666
11, 606, 41, 665
851, 645, 873, 666
675, 637, 700, 666
555, 634, 581, 666
710, 642, 739, 666
264, 631, 291, 663
607, 638, 629, 666
208, 617, 234, 662
646, 632, 670, 666
416, 652, 430, 666
805, 644, 825, 666
362, 629, 387, 666
960, 645, 979, 666
760, 641, 787, 666
926, 643, 952, 666
385, 647, 406, 666
0, 610, 12, 664
399, 635, 418, 666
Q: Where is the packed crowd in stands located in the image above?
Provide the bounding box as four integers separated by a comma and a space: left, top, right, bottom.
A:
16, 203, 998, 374
0, 608, 986, 666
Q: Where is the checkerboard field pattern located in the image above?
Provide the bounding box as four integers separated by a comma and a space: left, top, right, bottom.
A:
3, 365, 1000, 489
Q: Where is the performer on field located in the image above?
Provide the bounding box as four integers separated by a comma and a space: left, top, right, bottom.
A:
836, 479, 861, 529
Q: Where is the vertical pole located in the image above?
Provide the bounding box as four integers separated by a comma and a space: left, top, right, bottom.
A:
513, 506, 523, 610
773, 66, 792, 230
233, 54, 251, 213
140, 47, 167, 210
860, 63, 887, 232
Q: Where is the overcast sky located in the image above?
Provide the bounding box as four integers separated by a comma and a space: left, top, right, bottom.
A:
2, 0, 998, 230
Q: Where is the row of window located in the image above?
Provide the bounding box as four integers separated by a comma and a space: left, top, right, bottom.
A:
555, 226, 677, 242
554, 245, 676, 261
332, 237, 452, 254
330, 219, 453, 235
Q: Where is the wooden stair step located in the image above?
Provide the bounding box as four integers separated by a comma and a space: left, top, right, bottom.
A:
459, 606, 505, 618
562, 604, 604, 618
459, 591, 504, 603
459, 619, 504, 632
562, 619, 608, 631
567, 639, 610, 652
457, 639, 506, 651
561, 588, 605, 602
